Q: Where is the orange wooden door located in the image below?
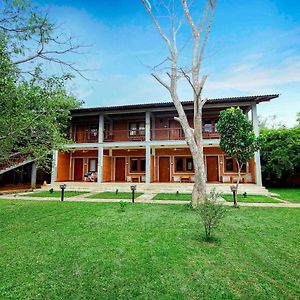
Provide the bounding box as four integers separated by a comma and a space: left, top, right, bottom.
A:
206, 156, 219, 182
169, 120, 181, 140
115, 157, 125, 182
76, 125, 85, 143
74, 158, 83, 181
159, 157, 170, 182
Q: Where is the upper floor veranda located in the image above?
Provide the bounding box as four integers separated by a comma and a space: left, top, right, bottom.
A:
66, 95, 278, 146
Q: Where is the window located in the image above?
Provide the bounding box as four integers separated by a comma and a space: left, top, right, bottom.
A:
186, 158, 193, 171
175, 157, 194, 172
130, 158, 146, 173
176, 158, 183, 171
203, 120, 213, 132
131, 159, 138, 172
225, 158, 234, 171
129, 122, 145, 136
225, 157, 247, 173
140, 159, 146, 172
89, 159, 97, 172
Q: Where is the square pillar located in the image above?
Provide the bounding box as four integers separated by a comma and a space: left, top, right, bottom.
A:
51, 150, 58, 184
98, 114, 104, 143
97, 145, 103, 183
31, 162, 37, 189
251, 103, 262, 186
146, 143, 151, 184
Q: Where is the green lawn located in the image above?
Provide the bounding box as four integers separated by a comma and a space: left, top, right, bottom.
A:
21, 190, 88, 198
222, 194, 282, 203
0, 200, 299, 299
152, 193, 192, 200
269, 188, 300, 204
87, 191, 143, 199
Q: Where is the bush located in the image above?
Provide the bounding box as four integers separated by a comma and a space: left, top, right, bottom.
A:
119, 200, 127, 212
198, 191, 226, 241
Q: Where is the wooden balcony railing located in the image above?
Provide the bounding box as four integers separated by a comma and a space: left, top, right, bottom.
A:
103, 130, 145, 142
68, 128, 220, 143
67, 131, 98, 143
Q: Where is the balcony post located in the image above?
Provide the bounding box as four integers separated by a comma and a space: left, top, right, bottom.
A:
98, 114, 104, 143
146, 111, 151, 184
51, 150, 58, 184
251, 103, 262, 186
97, 114, 104, 183
151, 112, 155, 140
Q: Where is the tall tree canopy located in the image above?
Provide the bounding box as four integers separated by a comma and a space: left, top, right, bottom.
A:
0, 40, 80, 169
216, 107, 257, 206
260, 126, 300, 184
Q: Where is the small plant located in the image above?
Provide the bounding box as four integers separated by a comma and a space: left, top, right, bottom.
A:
176, 191, 179, 196
116, 189, 119, 195
243, 192, 247, 198
119, 200, 127, 212
198, 191, 226, 241
49, 188, 54, 194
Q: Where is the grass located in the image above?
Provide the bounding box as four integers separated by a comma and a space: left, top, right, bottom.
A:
269, 188, 300, 204
152, 193, 192, 200
0, 200, 299, 299
222, 194, 282, 203
87, 191, 143, 199
21, 190, 88, 198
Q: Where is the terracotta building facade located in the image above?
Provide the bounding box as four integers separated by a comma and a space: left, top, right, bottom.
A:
51, 95, 279, 185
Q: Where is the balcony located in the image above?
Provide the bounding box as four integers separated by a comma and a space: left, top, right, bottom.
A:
68, 127, 219, 144
68, 131, 98, 143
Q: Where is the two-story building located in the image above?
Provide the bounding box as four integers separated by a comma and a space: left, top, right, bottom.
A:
51, 95, 278, 188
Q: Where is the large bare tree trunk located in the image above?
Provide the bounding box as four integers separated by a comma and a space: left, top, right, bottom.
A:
141, 0, 217, 207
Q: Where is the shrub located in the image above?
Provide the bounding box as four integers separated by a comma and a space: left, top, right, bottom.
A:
119, 200, 127, 212
49, 188, 54, 194
198, 191, 226, 241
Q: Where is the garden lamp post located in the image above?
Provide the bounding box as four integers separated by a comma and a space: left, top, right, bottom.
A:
230, 185, 237, 207
60, 184, 67, 201
130, 185, 136, 203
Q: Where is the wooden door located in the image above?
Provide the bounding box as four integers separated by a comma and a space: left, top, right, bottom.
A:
115, 157, 125, 182
169, 120, 181, 140
159, 157, 170, 182
76, 125, 85, 143
74, 158, 83, 181
206, 156, 219, 182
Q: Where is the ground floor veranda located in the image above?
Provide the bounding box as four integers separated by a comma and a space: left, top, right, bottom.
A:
52, 146, 260, 185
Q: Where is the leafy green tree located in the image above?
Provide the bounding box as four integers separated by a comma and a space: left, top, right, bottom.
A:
216, 107, 257, 207
0, 0, 87, 78
260, 127, 300, 184
0, 40, 80, 169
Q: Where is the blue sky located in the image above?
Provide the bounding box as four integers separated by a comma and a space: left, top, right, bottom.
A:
35, 0, 300, 126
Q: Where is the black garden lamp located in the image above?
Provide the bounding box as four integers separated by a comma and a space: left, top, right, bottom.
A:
60, 184, 67, 201
130, 185, 137, 203
230, 185, 237, 206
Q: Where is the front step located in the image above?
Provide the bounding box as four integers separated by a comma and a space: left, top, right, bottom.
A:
42, 182, 270, 195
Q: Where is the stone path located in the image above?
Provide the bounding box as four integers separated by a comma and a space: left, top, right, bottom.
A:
0, 193, 300, 208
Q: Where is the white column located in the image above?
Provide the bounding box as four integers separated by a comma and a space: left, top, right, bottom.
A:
31, 162, 37, 189
146, 143, 151, 184
151, 112, 155, 140
145, 111, 151, 184
51, 150, 58, 184
97, 114, 104, 183
251, 103, 262, 186
97, 145, 103, 183
98, 114, 104, 143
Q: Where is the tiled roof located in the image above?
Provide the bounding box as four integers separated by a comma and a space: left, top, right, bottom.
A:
71, 94, 279, 113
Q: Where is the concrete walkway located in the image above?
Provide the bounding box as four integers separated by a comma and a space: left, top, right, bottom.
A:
0, 193, 300, 208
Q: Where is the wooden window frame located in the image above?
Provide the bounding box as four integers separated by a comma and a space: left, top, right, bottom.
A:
174, 157, 194, 173
129, 121, 145, 137
129, 157, 146, 173
224, 157, 247, 173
